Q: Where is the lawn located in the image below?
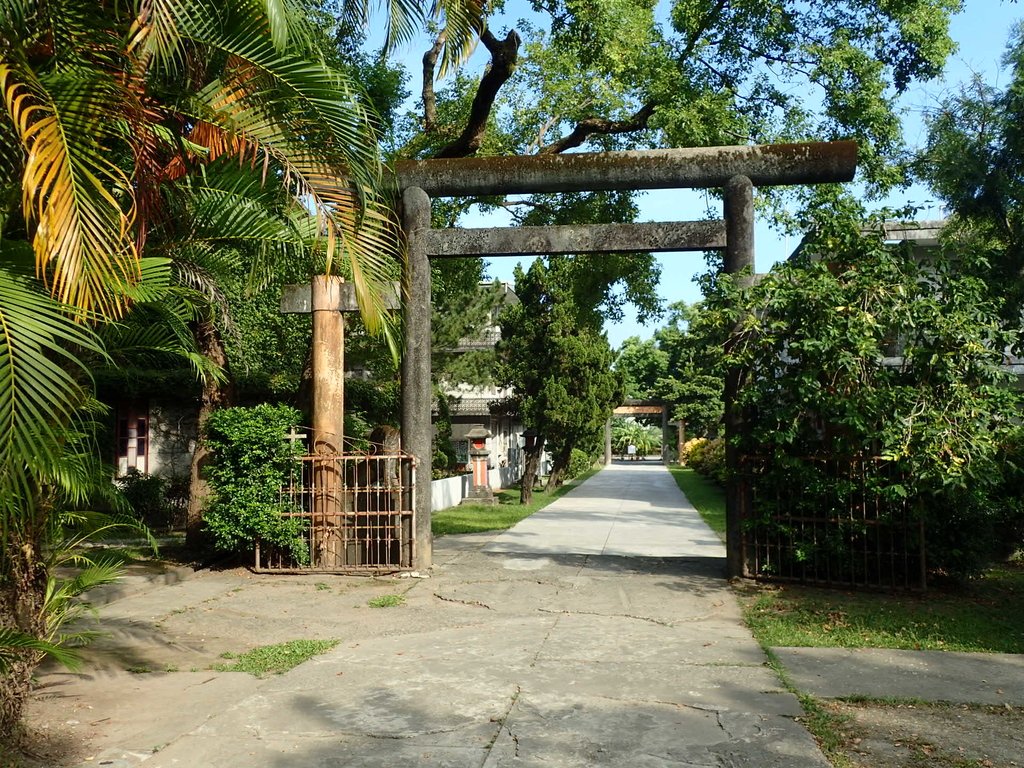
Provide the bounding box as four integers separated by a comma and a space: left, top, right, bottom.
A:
431, 469, 599, 536
739, 567, 1024, 653
668, 466, 725, 539
670, 465, 1024, 653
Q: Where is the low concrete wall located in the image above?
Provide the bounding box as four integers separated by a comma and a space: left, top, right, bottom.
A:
430, 474, 465, 512
430, 466, 520, 512
490, 466, 519, 489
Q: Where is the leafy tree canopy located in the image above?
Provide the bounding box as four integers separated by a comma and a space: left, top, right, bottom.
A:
917, 22, 1024, 333
497, 255, 625, 489
650, 301, 725, 437
401, 0, 959, 198
614, 336, 668, 399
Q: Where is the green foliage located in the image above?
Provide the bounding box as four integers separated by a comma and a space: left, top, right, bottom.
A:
564, 448, 595, 481
367, 594, 405, 608
497, 256, 630, 487
651, 302, 725, 438
116, 471, 174, 530
0, 0, 420, 742
431, 395, 461, 478
202, 405, 307, 564
611, 418, 661, 458
214, 638, 339, 677
480, 0, 959, 200
711, 206, 1022, 578
686, 437, 726, 485
917, 26, 1024, 333
614, 336, 668, 399
740, 564, 1024, 653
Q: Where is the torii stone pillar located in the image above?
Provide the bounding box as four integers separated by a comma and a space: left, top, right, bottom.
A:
723, 175, 755, 579
401, 186, 434, 571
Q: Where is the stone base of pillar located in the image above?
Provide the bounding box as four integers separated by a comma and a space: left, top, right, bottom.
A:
461, 488, 497, 505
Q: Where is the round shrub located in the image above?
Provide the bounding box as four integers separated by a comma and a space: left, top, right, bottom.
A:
202, 404, 308, 564
565, 448, 595, 481
680, 437, 707, 466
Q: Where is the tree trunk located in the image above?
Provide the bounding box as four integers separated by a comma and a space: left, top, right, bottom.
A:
546, 444, 573, 490
519, 442, 543, 505
0, 521, 49, 740
185, 320, 233, 553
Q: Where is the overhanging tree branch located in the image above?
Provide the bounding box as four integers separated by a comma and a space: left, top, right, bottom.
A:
422, 32, 445, 133
537, 102, 657, 155
435, 28, 521, 158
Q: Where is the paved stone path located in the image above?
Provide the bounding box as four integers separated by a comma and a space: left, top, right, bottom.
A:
32, 463, 831, 768
485, 461, 727, 558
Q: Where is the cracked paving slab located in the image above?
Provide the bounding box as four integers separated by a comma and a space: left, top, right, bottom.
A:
481, 692, 828, 768
35, 464, 831, 768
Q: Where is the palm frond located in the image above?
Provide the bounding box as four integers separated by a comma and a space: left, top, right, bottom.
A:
338, 0, 484, 75
0, 62, 139, 317
183, 56, 402, 332
100, 293, 222, 382
433, 0, 486, 77
127, 0, 215, 74
0, 263, 107, 499
42, 558, 124, 653
0, 628, 82, 672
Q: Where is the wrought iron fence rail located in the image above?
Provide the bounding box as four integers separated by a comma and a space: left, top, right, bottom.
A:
741, 455, 926, 590
256, 452, 416, 574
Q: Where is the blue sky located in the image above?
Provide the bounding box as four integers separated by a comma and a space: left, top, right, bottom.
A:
385, 1, 1023, 347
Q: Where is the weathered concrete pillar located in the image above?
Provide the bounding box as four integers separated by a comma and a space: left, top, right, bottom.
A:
604, 418, 612, 465
311, 275, 345, 454
401, 186, 433, 571
724, 174, 754, 580
310, 275, 346, 566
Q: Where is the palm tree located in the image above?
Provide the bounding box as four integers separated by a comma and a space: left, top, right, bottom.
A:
0, 0, 486, 739
612, 418, 661, 460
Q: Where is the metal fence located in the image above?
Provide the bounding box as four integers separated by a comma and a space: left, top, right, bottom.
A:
742, 456, 926, 590
256, 452, 416, 574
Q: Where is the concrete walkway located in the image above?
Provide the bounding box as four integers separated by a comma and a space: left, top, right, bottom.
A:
485, 461, 727, 558
35, 463, 830, 768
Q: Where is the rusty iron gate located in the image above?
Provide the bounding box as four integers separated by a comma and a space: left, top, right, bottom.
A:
256, 452, 416, 574
741, 456, 926, 590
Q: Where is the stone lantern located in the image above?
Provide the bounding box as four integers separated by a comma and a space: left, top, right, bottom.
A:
461, 424, 496, 505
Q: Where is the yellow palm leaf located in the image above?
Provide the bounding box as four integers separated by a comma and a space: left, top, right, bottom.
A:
0, 64, 139, 319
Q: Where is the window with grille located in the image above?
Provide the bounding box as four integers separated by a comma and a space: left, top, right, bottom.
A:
116, 401, 149, 475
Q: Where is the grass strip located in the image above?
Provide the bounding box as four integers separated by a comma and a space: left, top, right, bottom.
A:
431, 468, 600, 537
214, 639, 339, 677
667, 467, 1024, 653
738, 563, 1024, 653
667, 466, 726, 539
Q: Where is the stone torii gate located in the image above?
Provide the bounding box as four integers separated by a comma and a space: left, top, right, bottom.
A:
605, 400, 670, 464
396, 141, 858, 576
